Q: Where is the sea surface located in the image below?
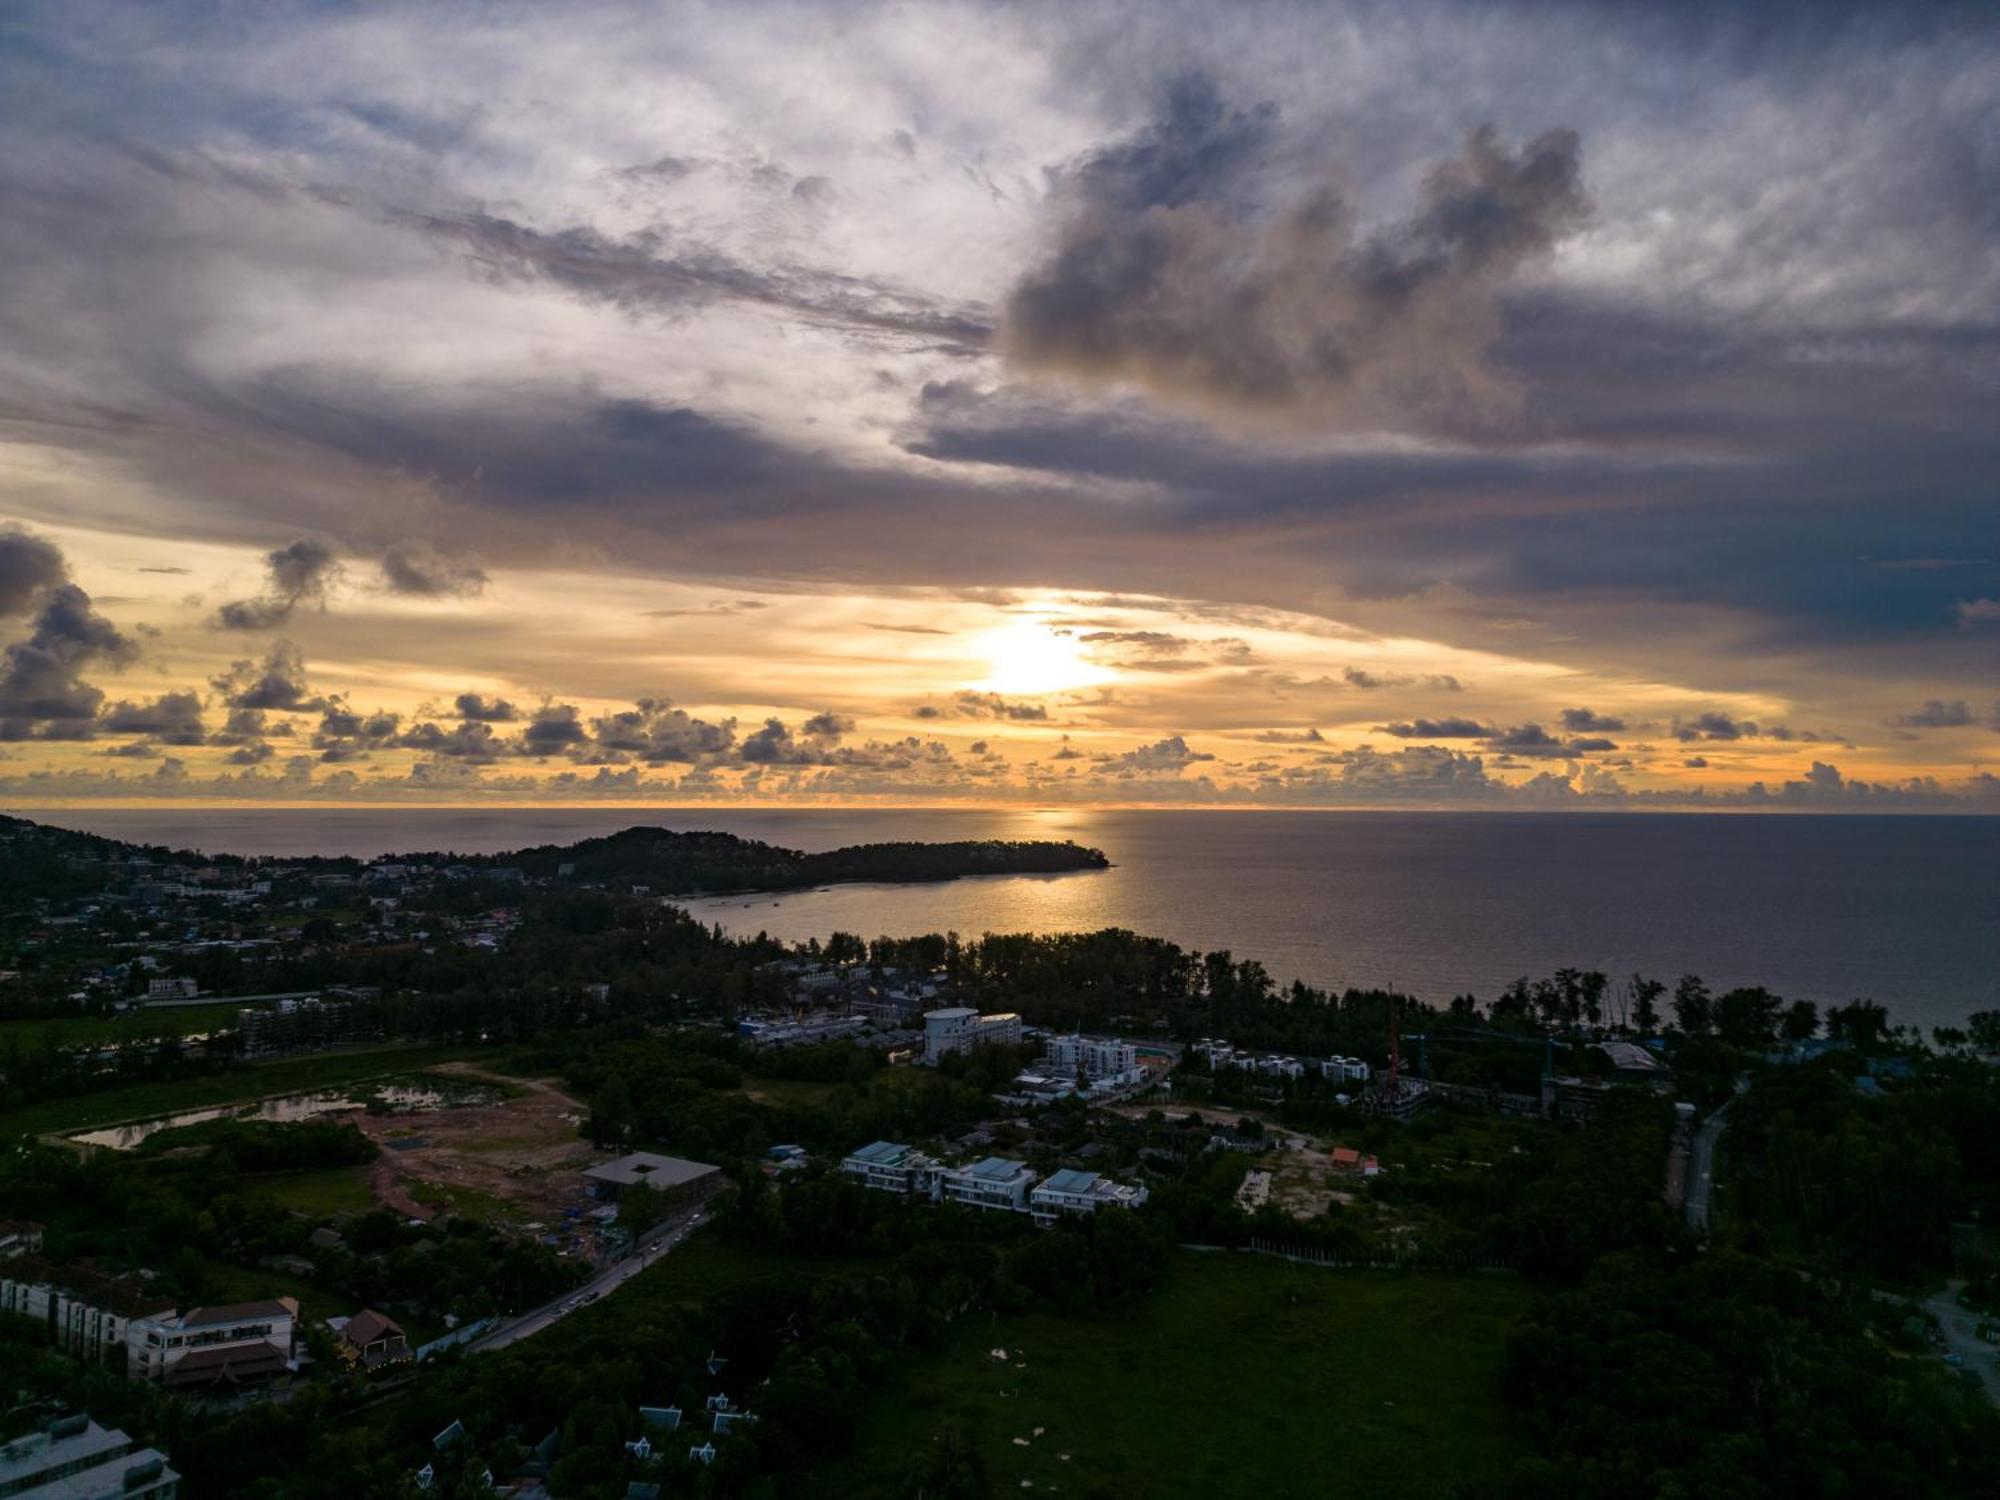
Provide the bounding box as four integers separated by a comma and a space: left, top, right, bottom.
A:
23, 807, 1999, 1032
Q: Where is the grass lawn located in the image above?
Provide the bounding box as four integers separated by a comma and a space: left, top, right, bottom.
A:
811, 1251, 1537, 1500
407, 1180, 515, 1226
1, 1044, 491, 1139
631, 1234, 874, 1308
244, 1164, 379, 1219
0, 1001, 268, 1049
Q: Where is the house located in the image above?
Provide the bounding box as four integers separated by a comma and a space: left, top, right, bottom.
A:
148, 1300, 299, 1392
333, 1308, 411, 1370
936, 1157, 1037, 1213
638, 1406, 681, 1432
0, 1221, 44, 1259
1029, 1168, 1149, 1223
582, 1152, 721, 1205
840, 1140, 939, 1195
688, 1443, 717, 1465
1329, 1147, 1383, 1177
711, 1411, 755, 1436
0, 1414, 179, 1500
922, 1006, 1022, 1063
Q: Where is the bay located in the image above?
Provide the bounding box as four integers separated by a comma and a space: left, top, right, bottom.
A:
25, 806, 1998, 1032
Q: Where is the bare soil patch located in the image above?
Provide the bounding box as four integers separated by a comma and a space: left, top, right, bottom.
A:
348, 1065, 602, 1226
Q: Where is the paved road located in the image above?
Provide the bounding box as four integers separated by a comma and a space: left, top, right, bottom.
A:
1927, 1282, 2000, 1405
467, 1203, 709, 1354
1686, 1080, 1746, 1234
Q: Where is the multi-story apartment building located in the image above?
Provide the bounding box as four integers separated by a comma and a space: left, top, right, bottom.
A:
921, 1007, 1022, 1063
935, 1156, 1037, 1213
839, 1140, 941, 1196
1042, 1035, 1141, 1086
0, 1415, 178, 1500
1029, 1168, 1151, 1223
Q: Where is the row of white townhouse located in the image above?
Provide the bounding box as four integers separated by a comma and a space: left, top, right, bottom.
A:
839, 1141, 1147, 1225
0, 1268, 298, 1391
1193, 1039, 1372, 1084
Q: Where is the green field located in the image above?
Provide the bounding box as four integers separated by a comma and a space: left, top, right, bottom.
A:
0, 1001, 266, 1049
811, 1252, 1537, 1500
244, 1164, 379, 1219
0, 1044, 489, 1138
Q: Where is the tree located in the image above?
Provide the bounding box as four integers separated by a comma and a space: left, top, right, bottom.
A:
1782, 999, 1819, 1042
1825, 1000, 1891, 1049
1629, 975, 1665, 1035
1968, 1011, 2000, 1052
1672, 975, 1712, 1037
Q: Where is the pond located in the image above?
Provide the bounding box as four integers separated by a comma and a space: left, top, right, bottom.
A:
71, 1079, 499, 1150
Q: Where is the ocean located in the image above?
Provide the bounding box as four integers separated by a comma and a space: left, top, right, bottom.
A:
22, 807, 1999, 1033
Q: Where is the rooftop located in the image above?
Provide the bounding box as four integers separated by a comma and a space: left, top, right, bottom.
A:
583, 1152, 721, 1189
179, 1296, 297, 1328
925, 1006, 979, 1020
847, 1140, 912, 1165
1040, 1168, 1101, 1194
962, 1156, 1030, 1181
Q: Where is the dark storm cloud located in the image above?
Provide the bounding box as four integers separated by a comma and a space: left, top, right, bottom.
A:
397, 719, 507, 762
802, 711, 855, 739
1884, 698, 1974, 729
214, 538, 340, 630
1674, 712, 1752, 742
0, 583, 141, 740
519, 704, 589, 756
1103, 734, 1213, 772
1376, 717, 1492, 739
453, 692, 520, 722
98, 691, 205, 744
588, 700, 738, 763
379, 542, 488, 598
1560, 707, 1626, 733
1002, 74, 1587, 432
0, 528, 69, 617
210, 642, 326, 713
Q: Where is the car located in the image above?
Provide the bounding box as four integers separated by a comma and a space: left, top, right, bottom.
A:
1944, 1353, 1964, 1366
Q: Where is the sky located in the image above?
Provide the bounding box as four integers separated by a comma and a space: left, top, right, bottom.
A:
1, 0, 1997, 810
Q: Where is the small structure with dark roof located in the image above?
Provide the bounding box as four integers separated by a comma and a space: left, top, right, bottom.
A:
333, 1307, 411, 1370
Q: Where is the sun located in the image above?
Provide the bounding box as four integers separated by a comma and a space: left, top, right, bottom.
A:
974, 621, 1113, 696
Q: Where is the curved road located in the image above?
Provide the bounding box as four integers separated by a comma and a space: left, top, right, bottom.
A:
1686, 1078, 1747, 1234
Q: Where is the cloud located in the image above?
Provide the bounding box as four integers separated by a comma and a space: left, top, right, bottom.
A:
1343, 666, 1463, 691
311, 699, 402, 761
210, 642, 326, 713
1956, 599, 2000, 627
396, 719, 507, 763
802, 710, 855, 739
520, 703, 589, 756
1673, 712, 1751, 742
1884, 698, 1974, 729
214, 538, 340, 630
98, 691, 206, 745
1682, 755, 1709, 768
0, 528, 68, 617
1559, 706, 1626, 732
587, 699, 736, 762
453, 692, 520, 722
379, 542, 489, 598
1253, 727, 1324, 744
1376, 716, 1492, 739
0, 582, 141, 740
1002, 74, 1587, 432
933, 691, 1050, 722
1104, 734, 1213, 772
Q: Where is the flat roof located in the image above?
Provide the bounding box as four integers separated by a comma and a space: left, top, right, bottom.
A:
1040, 1168, 1100, 1193
583, 1152, 721, 1188
963, 1156, 1029, 1181
847, 1140, 911, 1165
180, 1297, 296, 1327
924, 1006, 979, 1020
